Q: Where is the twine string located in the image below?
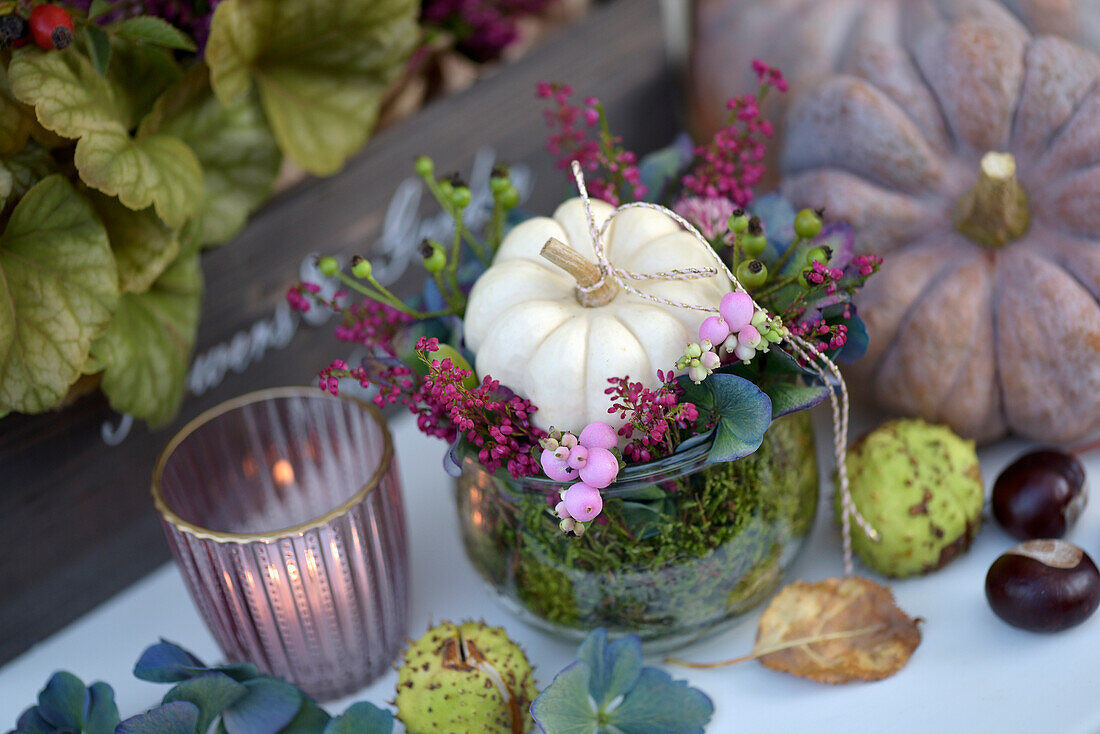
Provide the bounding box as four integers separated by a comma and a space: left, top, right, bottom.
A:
566, 160, 877, 575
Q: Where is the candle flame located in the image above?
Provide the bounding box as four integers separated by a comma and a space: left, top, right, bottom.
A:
286, 561, 299, 582
266, 566, 280, 582
272, 459, 294, 486
222, 571, 234, 590
472, 510, 484, 527
305, 549, 317, 576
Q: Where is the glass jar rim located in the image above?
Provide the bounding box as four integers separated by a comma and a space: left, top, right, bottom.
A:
151, 386, 394, 543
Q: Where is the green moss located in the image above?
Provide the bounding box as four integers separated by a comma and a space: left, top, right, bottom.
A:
455, 412, 818, 642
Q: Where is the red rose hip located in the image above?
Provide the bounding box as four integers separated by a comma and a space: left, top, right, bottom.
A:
985, 539, 1100, 632
28, 4, 73, 50
991, 449, 1087, 540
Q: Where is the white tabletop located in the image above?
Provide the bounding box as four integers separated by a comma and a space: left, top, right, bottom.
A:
3, 409, 1099, 733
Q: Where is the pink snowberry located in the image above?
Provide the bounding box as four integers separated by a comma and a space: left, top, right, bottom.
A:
734, 343, 756, 362
541, 449, 578, 482
567, 444, 589, 470
564, 482, 603, 521
579, 446, 619, 489
738, 325, 762, 348
719, 291, 754, 332
578, 420, 618, 449
699, 315, 731, 344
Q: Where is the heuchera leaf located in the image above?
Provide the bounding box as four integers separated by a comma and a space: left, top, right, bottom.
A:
140, 64, 280, 248
89, 250, 202, 426
89, 191, 179, 293
0, 66, 35, 155
116, 701, 199, 734
220, 678, 302, 734
8, 45, 202, 227
322, 702, 393, 734
0, 141, 56, 210
205, 0, 419, 175
679, 372, 772, 463
37, 672, 87, 730
84, 25, 112, 77
0, 175, 117, 414
532, 629, 713, 734
162, 672, 248, 734
85, 682, 121, 734
115, 17, 197, 52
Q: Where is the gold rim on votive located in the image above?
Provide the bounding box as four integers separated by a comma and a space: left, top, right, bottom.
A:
152, 386, 395, 544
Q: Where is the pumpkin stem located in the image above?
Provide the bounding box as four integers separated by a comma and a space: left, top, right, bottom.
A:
540, 237, 618, 307
954, 152, 1030, 248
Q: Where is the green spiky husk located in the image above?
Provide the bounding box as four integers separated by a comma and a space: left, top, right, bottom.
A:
395, 621, 538, 733
837, 418, 984, 578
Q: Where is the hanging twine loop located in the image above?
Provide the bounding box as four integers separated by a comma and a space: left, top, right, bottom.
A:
562, 160, 878, 575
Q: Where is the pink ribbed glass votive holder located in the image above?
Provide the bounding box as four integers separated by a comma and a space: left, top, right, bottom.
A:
152, 388, 408, 701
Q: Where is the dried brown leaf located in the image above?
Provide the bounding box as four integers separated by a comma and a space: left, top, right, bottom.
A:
667, 577, 921, 684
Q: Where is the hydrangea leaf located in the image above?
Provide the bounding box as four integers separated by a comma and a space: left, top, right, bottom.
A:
532, 630, 714, 734
133, 640, 208, 683
141, 64, 280, 247
0, 141, 56, 210
117, 701, 200, 734
221, 678, 302, 734
530, 661, 601, 734
15, 707, 55, 734
575, 628, 642, 710
280, 699, 332, 733
89, 251, 201, 426
133, 640, 259, 684
162, 672, 248, 734
9, 46, 201, 227
0, 175, 117, 414
322, 702, 393, 734
206, 0, 419, 175
762, 380, 831, 420
89, 192, 179, 293
37, 672, 87, 729
680, 372, 773, 463
85, 682, 122, 734
598, 668, 713, 734
0, 66, 35, 155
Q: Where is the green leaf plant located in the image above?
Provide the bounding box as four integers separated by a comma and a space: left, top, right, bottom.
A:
0, 0, 417, 424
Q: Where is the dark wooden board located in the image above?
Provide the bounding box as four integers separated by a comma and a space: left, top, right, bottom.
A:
0, 0, 677, 663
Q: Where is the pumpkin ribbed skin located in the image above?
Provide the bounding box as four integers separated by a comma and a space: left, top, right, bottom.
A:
779, 12, 1100, 442
463, 199, 729, 433
688, 0, 1100, 188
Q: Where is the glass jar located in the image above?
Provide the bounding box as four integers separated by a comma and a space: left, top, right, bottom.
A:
454, 411, 818, 651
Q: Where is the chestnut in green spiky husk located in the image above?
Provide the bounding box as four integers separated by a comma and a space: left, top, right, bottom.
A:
395, 621, 538, 733
837, 418, 983, 578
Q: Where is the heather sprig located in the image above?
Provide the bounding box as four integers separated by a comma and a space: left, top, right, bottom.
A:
680, 59, 787, 208
538, 82, 647, 205
605, 371, 700, 463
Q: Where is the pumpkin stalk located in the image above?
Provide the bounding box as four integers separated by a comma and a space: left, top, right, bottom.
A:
540, 237, 618, 307
954, 152, 1030, 248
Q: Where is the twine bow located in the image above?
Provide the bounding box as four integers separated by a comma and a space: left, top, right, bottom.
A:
566, 160, 878, 575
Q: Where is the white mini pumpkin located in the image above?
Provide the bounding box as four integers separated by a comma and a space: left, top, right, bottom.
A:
464, 198, 730, 432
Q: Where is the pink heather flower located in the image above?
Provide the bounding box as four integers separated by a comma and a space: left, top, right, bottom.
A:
605, 370, 700, 463
538, 81, 648, 204
681, 62, 787, 207
674, 196, 737, 241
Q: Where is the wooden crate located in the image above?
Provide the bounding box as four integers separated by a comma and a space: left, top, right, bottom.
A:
0, 0, 677, 663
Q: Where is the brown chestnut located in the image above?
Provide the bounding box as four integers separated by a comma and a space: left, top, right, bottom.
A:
985, 539, 1100, 632
991, 449, 1087, 540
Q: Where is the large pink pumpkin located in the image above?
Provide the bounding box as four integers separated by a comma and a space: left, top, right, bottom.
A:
779, 9, 1100, 443
688, 0, 1100, 188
